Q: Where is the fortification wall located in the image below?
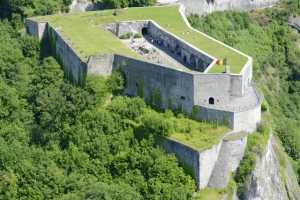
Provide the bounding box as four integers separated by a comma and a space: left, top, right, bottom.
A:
234, 104, 261, 132
195, 105, 235, 128
114, 55, 195, 113
163, 138, 201, 188
230, 58, 253, 97
198, 142, 222, 188
47, 26, 87, 85
25, 19, 47, 40
164, 134, 247, 190
193, 73, 231, 105
87, 54, 114, 76
208, 136, 247, 188
147, 21, 215, 72
179, 0, 278, 16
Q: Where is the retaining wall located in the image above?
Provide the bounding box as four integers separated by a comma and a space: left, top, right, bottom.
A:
163, 133, 247, 190
208, 136, 247, 188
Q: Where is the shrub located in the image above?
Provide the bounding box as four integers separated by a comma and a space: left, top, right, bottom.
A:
133, 33, 142, 39
119, 32, 132, 39
141, 111, 174, 137
109, 96, 146, 120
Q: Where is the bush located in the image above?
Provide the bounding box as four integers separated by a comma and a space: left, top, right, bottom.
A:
119, 32, 132, 39
141, 111, 174, 137
133, 33, 142, 39
109, 96, 146, 120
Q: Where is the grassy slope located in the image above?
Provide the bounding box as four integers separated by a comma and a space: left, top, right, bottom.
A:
33, 6, 248, 73
168, 117, 229, 151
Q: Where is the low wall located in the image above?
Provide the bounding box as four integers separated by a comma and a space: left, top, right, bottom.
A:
195, 105, 234, 128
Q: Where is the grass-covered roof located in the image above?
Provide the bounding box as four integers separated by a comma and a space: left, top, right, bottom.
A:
32, 6, 248, 74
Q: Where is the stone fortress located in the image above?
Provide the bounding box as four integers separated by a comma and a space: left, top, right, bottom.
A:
26, 4, 262, 190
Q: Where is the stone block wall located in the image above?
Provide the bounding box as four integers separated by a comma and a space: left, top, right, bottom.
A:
147, 21, 215, 72
195, 105, 235, 128
198, 142, 223, 188
234, 104, 261, 132
114, 55, 195, 113
87, 54, 114, 76
163, 138, 201, 187
25, 19, 47, 41
163, 134, 248, 190
193, 73, 232, 106
47, 26, 87, 85
208, 136, 247, 188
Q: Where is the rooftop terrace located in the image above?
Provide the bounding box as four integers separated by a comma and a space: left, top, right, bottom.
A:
32, 5, 248, 74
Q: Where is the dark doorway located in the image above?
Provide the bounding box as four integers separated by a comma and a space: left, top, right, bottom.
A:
183, 55, 187, 63
142, 27, 148, 35
190, 54, 196, 68
209, 97, 215, 105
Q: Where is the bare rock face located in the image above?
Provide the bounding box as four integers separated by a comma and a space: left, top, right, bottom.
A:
158, 0, 279, 15
242, 137, 300, 200
69, 0, 98, 12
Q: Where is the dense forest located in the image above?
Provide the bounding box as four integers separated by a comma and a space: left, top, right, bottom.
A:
0, 1, 199, 199
1, 0, 300, 199
188, 0, 300, 182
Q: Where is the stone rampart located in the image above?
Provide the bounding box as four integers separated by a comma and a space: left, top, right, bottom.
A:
47, 26, 87, 85
163, 132, 247, 190
113, 55, 195, 113
87, 54, 114, 76
208, 135, 247, 188
25, 19, 47, 41
147, 21, 215, 72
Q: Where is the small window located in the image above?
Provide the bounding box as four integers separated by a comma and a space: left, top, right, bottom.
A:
180, 96, 186, 100
209, 97, 215, 105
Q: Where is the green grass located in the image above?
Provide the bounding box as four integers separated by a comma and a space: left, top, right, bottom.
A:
32, 6, 248, 74
168, 117, 229, 151
193, 189, 225, 200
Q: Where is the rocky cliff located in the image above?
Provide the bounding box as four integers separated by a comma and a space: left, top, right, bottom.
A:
242, 136, 300, 200
158, 0, 279, 15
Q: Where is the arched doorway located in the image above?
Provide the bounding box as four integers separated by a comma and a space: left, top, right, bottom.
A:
190, 54, 196, 68
141, 27, 148, 36
209, 97, 215, 105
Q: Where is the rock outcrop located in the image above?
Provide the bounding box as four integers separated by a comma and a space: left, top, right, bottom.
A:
242, 136, 300, 200
69, 0, 99, 12
158, 0, 279, 15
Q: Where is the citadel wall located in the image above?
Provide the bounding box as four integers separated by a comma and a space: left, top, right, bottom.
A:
163, 133, 248, 190
113, 55, 195, 113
